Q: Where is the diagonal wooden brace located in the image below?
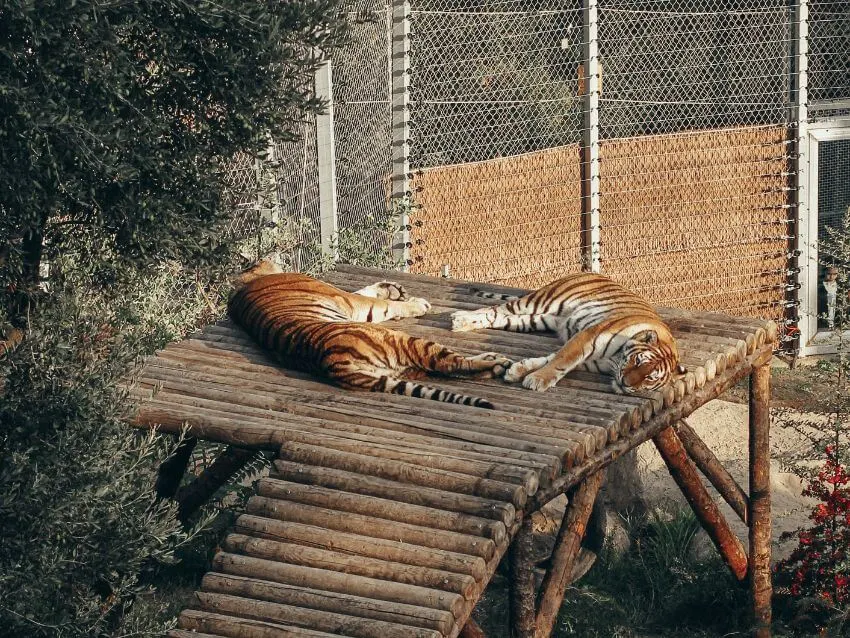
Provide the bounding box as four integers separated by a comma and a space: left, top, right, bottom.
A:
534, 471, 605, 638
653, 426, 748, 582
176, 445, 260, 522
675, 419, 749, 524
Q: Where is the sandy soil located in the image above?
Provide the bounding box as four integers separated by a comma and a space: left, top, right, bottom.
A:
632, 397, 816, 560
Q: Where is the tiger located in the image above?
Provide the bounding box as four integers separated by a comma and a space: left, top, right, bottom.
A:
227, 260, 513, 408
450, 272, 686, 394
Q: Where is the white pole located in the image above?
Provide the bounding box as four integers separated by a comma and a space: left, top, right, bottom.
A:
583, 0, 602, 274
315, 56, 338, 260
390, 0, 411, 270
795, 0, 812, 351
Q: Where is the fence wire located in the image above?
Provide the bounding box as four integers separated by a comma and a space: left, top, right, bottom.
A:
215, 0, 848, 348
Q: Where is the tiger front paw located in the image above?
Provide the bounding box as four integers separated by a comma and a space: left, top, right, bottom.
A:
377, 281, 409, 301
504, 360, 532, 383
522, 370, 558, 392
451, 310, 489, 332
467, 352, 513, 378
404, 297, 431, 317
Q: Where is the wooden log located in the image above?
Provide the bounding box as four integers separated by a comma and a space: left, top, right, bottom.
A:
168, 631, 222, 638
534, 471, 605, 638
529, 345, 773, 510
674, 420, 749, 524
234, 514, 487, 579
192, 591, 443, 638
653, 426, 748, 582
278, 429, 540, 494
272, 460, 516, 525
154, 342, 623, 441
458, 617, 487, 638
177, 608, 349, 637
136, 396, 573, 469
176, 445, 258, 522
749, 363, 772, 638
509, 517, 536, 638
136, 367, 562, 475
141, 362, 604, 457
139, 367, 589, 462
212, 553, 466, 616
222, 534, 481, 600
249, 490, 499, 559
155, 436, 197, 499
200, 573, 455, 634
278, 441, 527, 508
256, 476, 503, 544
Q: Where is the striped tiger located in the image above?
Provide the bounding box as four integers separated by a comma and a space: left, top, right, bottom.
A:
450, 272, 685, 394
228, 260, 512, 408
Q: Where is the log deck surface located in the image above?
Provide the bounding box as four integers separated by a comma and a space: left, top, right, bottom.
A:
133, 265, 777, 638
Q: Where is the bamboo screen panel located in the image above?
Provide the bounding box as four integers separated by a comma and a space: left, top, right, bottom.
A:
600, 124, 792, 321
409, 145, 584, 288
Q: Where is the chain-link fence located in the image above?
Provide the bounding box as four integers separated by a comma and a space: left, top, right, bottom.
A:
223, 0, 849, 351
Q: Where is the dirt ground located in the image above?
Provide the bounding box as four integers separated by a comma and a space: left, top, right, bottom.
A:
624, 357, 828, 561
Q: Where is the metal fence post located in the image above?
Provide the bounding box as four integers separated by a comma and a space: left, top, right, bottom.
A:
583, 0, 602, 274
315, 56, 339, 260
794, 0, 812, 350
390, 0, 411, 270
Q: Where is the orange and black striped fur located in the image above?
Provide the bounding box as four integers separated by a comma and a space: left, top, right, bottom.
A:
228, 261, 512, 408
451, 272, 685, 393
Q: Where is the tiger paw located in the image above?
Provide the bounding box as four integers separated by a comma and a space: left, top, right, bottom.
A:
404, 297, 431, 317
467, 352, 513, 379
376, 281, 409, 301
504, 360, 532, 383
522, 370, 558, 392
451, 310, 489, 332
467, 352, 513, 378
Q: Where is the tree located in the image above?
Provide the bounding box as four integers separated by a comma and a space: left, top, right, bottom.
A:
0, 1, 346, 635
0, 0, 345, 316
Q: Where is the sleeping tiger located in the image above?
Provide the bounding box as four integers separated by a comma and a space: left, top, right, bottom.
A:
450, 272, 685, 394
228, 260, 512, 408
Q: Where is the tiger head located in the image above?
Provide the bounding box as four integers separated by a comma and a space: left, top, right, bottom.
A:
231, 254, 284, 287
615, 328, 686, 393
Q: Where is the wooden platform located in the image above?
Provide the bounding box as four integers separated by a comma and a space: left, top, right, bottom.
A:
132, 265, 778, 638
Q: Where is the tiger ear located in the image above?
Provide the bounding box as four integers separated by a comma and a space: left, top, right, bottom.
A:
636, 330, 658, 344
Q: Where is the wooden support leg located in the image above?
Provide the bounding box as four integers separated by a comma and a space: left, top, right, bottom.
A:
509, 516, 536, 638
534, 471, 605, 638
176, 446, 260, 523
653, 426, 748, 582
459, 617, 487, 638
749, 363, 772, 637
155, 436, 197, 499
676, 419, 749, 524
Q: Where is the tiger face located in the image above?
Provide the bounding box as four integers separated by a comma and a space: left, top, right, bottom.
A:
616, 330, 686, 393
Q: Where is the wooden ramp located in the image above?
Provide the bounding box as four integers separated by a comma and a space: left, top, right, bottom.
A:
133, 265, 778, 638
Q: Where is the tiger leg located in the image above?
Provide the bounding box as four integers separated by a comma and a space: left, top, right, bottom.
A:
519, 323, 615, 392
451, 308, 558, 333
331, 365, 497, 409
354, 281, 409, 301
346, 295, 431, 323
503, 353, 556, 383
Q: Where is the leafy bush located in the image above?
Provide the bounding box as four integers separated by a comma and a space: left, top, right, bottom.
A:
773, 210, 850, 633
0, 1, 347, 635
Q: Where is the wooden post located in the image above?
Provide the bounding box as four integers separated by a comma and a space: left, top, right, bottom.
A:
509, 516, 536, 638
653, 426, 748, 582
155, 437, 197, 499
675, 419, 749, 523
314, 57, 338, 260
176, 446, 260, 522
749, 363, 772, 637
535, 472, 605, 638
459, 617, 487, 638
